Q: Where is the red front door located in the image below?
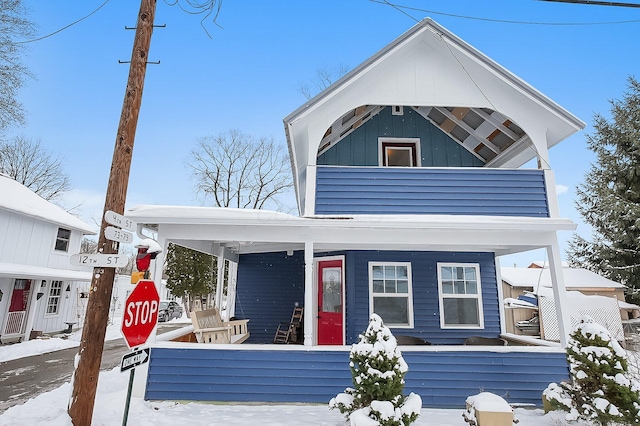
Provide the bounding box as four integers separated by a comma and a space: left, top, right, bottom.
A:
9, 279, 31, 312
317, 258, 344, 345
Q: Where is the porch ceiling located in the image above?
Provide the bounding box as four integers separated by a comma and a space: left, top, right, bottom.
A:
317, 105, 530, 165
127, 205, 576, 257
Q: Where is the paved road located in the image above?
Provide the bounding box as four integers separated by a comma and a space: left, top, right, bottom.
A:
0, 324, 184, 414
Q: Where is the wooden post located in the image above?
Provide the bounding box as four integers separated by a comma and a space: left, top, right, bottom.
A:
67, 1, 157, 424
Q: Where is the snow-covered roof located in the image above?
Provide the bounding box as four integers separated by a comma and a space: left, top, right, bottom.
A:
501, 266, 625, 290
283, 18, 585, 215
0, 262, 92, 281
619, 300, 640, 311
528, 260, 570, 268
0, 174, 95, 234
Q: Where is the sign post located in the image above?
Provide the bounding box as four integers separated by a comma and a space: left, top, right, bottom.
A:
120, 280, 159, 426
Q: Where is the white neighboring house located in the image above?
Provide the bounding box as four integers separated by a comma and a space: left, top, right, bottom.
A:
0, 174, 96, 342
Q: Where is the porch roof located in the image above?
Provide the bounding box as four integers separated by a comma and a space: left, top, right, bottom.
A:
0, 262, 92, 281
126, 204, 576, 256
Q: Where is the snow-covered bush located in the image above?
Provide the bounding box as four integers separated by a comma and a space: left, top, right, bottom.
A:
329, 314, 422, 426
543, 315, 640, 425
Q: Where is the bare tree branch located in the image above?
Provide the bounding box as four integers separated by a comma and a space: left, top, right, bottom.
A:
0, 135, 71, 201
299, 64, 350, 100
188, 130, 293, 211
0, 0, 35, 131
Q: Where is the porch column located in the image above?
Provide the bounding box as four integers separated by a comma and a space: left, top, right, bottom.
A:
215, 244, 225, 310
543, 169, 560, 218
22, 280, 40, 342
151, 233, 166, 295
547, 238, 571, 347
148, 232, 167, 346
226, 261, 238, 320
304, 241, 314, 346
495, 257, 506, 335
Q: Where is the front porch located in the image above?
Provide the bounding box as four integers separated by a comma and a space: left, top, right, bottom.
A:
144, 342, 567, 408
126, 205, 576, 406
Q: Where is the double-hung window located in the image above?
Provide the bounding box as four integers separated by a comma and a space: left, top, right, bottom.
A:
438, 263, 484, 328
369, 262, 413, 327
55, 228, 71, 252
46, 280, 63, 315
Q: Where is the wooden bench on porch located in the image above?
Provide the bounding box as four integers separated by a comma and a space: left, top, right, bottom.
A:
190, 308, 250, 344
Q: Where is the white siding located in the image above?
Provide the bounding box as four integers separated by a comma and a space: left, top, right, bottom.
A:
0, 208, 90, 337
0, 209, 84, 270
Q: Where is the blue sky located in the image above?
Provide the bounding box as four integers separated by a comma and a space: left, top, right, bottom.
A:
9, 0, 640, 264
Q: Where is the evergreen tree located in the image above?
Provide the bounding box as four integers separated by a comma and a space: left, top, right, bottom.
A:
544, 316, 640, 425
568, 77, 640, 304
164, 243, 216, 306
329, 314, 422, 426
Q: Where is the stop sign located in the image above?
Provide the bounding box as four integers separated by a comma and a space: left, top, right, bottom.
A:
121, 279, 160, 349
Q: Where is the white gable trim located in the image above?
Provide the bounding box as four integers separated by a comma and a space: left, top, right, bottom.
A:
283, 18, 585, 216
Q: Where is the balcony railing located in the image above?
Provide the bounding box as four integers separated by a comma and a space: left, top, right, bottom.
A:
315, 166, 550, 217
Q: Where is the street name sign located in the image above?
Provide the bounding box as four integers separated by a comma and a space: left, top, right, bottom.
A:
120, 348, 150, 372
104, 210, 137, 232
105, 226, 134, 244
70, 253, 129, 268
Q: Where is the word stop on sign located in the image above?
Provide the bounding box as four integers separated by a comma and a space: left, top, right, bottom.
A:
124, 300, 159, 327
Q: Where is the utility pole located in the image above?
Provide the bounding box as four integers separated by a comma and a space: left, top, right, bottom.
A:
68, 0, 157, 424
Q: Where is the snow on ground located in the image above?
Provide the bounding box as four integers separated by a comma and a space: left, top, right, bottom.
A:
0, 314, 569, 425
0, 312, 191, 363
0, 364, 567, 426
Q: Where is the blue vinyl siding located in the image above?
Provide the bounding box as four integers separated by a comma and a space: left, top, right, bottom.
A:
146, 347, 568, 408
235, 251, 305, 343
344, 251, 500, 345
235, 250, 499, 345
317, 107, 484, 168
315, 166, 549, 217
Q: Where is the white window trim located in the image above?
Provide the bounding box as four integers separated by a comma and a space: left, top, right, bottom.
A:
54, 227, 71, 252
378, 137, 421, 167
45, 280, 63, 317
437, 262, 484, 329
368, 261, 414, 328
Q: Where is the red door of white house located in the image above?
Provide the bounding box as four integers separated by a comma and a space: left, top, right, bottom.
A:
4, 279, 31, 335
317, 258, 344, 345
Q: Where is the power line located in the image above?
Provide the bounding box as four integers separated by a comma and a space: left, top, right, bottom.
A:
17, 0, 112, 44
375, 0, 555, 168
538, 0, 640, 7
370, 0, 640, 25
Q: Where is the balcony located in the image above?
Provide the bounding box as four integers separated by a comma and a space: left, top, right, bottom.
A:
315, 166, 550, 217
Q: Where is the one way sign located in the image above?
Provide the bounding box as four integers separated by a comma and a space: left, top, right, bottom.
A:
120, 348, 150, 372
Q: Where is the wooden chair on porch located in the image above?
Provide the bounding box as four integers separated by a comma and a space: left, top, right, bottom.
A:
273, 307, 303, 344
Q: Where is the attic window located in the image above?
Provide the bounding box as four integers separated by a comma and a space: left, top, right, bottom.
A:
379, 138, 420, 167
392, 106, 404, 116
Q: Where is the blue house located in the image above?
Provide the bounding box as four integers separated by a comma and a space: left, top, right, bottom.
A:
127, 18, 585, 408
